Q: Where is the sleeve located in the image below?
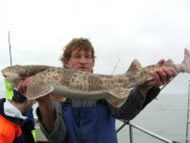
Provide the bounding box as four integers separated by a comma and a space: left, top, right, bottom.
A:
109, 87, 160, 120
36, 101, 67, 143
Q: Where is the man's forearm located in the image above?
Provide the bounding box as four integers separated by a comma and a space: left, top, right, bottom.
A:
39, 102, 56, 132
36, 100, 67, 143
138, 83, 153, 97
109, 87, 145, 120
110, 86, 160, 120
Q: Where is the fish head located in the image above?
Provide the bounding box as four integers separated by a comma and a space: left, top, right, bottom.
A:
1, 66, 21, 87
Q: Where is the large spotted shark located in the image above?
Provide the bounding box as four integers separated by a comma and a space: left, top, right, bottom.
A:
1, 49, 190, 107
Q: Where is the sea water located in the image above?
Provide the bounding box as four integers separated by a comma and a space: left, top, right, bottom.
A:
117, 92, 187, 143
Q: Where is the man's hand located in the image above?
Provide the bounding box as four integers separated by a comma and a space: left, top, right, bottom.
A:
139, 59, 176, 95
148, 59, 176, 87
17, 77, 31, 95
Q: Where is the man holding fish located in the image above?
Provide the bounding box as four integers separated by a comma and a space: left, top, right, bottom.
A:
16, 38, 176, 143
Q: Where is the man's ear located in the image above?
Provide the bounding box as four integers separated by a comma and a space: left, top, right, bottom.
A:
63, 59, 69, 68
91, 60, 95, 72
93, 60, 95, 67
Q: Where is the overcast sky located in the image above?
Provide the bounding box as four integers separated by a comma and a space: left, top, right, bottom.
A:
0, 0, 190, 95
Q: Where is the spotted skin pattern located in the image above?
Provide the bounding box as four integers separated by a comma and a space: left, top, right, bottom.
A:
1, 49, 190, 107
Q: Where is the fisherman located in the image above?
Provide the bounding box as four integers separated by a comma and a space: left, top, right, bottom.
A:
0, 86, 35, 143
18, 38, 176, 143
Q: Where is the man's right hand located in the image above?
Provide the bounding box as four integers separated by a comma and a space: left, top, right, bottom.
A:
17, 77, 56, 132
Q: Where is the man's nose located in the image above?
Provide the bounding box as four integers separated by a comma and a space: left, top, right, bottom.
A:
79, 56, 88, 63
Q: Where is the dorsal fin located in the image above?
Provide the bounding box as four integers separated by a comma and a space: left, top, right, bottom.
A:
126, 59, 143, 73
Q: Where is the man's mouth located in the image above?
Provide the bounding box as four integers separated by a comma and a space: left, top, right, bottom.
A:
78, 67, 88, 72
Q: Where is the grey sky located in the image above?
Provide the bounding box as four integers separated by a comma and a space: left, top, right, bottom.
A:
0, 0, 190, 95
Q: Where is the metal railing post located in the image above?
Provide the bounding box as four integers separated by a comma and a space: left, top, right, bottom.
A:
129, 122, 133, 143
117, 120, 179, 143
185, 80, 190, 143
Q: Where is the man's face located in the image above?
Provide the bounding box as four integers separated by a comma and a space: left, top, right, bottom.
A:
64, 48, 94, 73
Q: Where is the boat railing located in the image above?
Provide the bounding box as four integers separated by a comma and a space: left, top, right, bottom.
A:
185, 80, 190, 143
117, 120, 181, 143
35, 118, 181, 143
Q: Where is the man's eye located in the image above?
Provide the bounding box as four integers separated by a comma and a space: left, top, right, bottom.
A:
74, 55, 81, 58
85, 55, 91, 59
72, 54, 92, 59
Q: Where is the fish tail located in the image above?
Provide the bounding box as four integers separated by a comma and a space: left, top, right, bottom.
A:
181, 48, 190, 73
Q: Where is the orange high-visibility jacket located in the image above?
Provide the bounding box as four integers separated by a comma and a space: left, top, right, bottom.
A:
0, 98, 35, 143
0, 115, 22, 143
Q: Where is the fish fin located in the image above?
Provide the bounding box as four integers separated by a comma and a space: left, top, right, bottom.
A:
106, 88, 132, 107
26, 81, 54, 100
52, 95, 66, 102
106, 98, 127, 107
126, 59, 143, 73
181, 48, 190, 73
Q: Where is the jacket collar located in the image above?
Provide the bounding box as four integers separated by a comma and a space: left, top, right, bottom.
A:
4, 100, 27, 120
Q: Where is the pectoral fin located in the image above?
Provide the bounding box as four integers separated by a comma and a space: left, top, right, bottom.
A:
106, 98, 127, 107
26, 81, 54, 100
106, 88, 132, 107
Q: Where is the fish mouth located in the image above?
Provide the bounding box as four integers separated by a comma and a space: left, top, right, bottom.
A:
1, 70, 8, 78
2, 73, 6, 78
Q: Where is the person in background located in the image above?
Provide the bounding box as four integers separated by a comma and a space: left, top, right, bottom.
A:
2, 79, 37, 142
0, 87, 35, 143
19, 38, 176, 143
